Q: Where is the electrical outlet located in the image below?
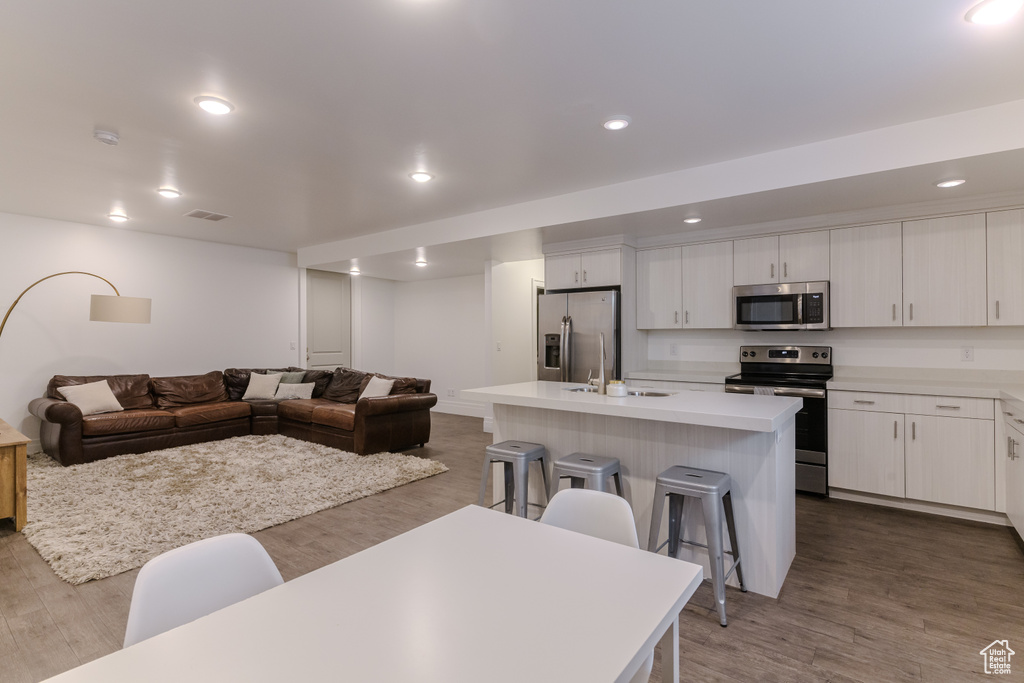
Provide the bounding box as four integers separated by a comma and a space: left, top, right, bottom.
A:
961, 346, 975, 362
447, 388, 456, 398
669, 343, 680, 357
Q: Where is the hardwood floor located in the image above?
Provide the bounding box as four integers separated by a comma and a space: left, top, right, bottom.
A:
1, 412, 1021, 682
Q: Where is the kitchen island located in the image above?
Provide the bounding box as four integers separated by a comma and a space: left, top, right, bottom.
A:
462, 381, 802, 598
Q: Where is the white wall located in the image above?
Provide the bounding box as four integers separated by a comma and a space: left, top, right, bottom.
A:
490, 259, 544, 386
393, 274, 486, 416
0, 213, 300, 442
647, 326, 1024, 373
350, 275, 395, 375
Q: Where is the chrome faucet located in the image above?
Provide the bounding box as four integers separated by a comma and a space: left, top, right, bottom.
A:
589, 332, 607, 394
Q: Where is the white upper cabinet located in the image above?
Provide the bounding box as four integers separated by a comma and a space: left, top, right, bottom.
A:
902, 214, 987, 327
636, 247, 682, 329
829, 222, 903, 328
733, 236, 779, 285
779, 231, 829, 282
986, 209, 1024, 326
545, 249, 621, 290
734, 232, 828, 285
681, 241, 734, 329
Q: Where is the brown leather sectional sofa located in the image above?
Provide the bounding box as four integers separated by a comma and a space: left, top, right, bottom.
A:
28, 367, 437, 466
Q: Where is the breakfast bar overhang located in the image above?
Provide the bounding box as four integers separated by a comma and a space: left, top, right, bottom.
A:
463, 381, 803, 598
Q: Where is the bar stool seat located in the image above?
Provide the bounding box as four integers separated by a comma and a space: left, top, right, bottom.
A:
478, 440, 550, 519
647, 465, 745, 626
549, 452, 624, 499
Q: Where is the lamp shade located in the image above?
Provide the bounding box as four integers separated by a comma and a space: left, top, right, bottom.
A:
90, 295, 151, 323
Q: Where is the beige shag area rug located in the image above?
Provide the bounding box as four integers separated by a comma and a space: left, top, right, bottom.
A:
23, 434, 447, 584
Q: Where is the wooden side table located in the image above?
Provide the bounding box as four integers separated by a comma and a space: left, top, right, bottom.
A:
0, 418, 29, 531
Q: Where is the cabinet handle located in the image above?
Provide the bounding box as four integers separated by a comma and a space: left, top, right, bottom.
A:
582, 269, 587, 284
894, 421, 898, 439
770, 263, 775, 278
674, 311, 679, 324
936, 405, 960, 410
892, 304, 896, 321
909, 303, 913, 321
575, 271, 579, 283
996, 300, 1000, 320
854, 400, 875, 405
685, 311, 689, 324
1009, 436, 1016, 460
912, 421, 916, 440
784, 262, 788, 278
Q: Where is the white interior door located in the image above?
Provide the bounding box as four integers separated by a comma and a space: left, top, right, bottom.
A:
306, 270, 351, 370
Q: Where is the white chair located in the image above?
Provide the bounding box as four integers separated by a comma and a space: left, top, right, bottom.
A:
123, 533, 284, 648
539, 489, 653, 683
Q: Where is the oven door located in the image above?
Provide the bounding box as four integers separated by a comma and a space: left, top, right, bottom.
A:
724, 384, 828, 494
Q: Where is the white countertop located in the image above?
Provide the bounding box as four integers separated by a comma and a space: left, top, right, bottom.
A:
828, 366, 1024, 402
462, 381, 801, 433
625, 369, 733, 384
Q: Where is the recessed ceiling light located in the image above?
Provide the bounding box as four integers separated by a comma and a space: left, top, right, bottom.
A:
603, 116, 631, 131
684, 217, 702, 224
157, 187, 182, 199
194, 96, 234, 115
349, 267, 360, 275
107, 211, 129, 223
409, 172, 434, 183
415, 259, 428, 267
93, 129, 120, 146
936, 179, 966, 188
965, 0, 1023, 24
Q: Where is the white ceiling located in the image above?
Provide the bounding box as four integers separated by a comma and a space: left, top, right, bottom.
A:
2, 1, 1024, 280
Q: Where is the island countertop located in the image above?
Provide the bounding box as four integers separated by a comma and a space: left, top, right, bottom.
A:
462, 381, 801, 433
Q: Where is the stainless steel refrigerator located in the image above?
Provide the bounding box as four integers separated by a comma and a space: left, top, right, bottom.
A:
537, 290, 619, 383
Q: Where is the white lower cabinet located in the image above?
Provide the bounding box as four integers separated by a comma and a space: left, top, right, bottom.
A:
1000, 401, 1024, 535
829, 409, 904, 497
828, 391, 995, 511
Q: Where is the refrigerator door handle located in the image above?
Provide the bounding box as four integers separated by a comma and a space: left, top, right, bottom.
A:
561, 315, 573, 382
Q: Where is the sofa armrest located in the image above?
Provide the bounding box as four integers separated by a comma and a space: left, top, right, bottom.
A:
29, 397, 83, 426
356, 393, 438, 416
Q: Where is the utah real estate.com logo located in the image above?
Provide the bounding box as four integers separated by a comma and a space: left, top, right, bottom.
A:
980, 640, 1014, 675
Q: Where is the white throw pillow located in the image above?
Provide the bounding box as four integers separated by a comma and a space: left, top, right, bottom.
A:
274, 382, 315, 400
242, 373, 283, 400
57, 380, 124, 416
358, 376, 394, 400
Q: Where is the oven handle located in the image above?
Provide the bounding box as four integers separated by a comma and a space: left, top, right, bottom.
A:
725, 385, 826, 399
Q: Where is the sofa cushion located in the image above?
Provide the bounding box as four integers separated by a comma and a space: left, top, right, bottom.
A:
151, 371, 229, 408
322, 368, 368, 403
280, 371, 306, 384
277, 398, 336, 423
242, 373, 282, 400
359, 376, 394, 399
81, 409, 176, 436
311, 404, 357, 431
223, 368, 305, 401
57, 380, 124, 416
164, 401, 251, 428
275, 383, 315, 400
245, 399, 280, 417
302, 370, 333, 398
48, 374, 154, 410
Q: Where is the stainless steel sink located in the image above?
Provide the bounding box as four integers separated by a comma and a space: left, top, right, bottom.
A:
564, 386, 598, 393
626, 390, 674, 397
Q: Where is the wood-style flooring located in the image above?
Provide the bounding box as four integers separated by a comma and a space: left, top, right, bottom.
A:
1, 412, 1022, 682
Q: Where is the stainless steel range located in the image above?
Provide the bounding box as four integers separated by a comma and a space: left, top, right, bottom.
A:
724, 345, 833, 495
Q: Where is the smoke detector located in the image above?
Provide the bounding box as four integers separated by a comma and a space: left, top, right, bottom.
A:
93, 129, 120, 146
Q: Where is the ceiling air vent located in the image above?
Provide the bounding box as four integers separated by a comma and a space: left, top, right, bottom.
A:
185, 209, 231, 222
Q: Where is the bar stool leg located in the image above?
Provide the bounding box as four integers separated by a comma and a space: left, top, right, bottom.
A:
478, 456, 493, 507
667, 493, 684, 560
723, 491, 746, 592
612, 472, 623, 497
701, 495, 728, 626
538, 459, 551, 504
647, 484, 667, 552
591, 471, 608, 494
503, 462, 515, 514
511, 458, 530, 518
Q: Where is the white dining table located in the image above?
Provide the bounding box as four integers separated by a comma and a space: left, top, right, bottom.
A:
45, 505, 703, 683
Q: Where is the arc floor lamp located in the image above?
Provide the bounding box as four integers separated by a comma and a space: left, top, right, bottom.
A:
0, 271, 151, 341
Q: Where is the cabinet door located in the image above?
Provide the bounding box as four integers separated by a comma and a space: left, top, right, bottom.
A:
580, 249, 621, 287
828, 409, 905, 497
1006, 421, 1024, 535
829, 223, 903, 327
902, 214, 987, 327
681, 241, 733, 328
779, 231, 829, 282
545, 253, 581, 290
733, 236, 778, 285
905, 415, 995, 510
636, 247, 682, 329
987, 209, 1024, 326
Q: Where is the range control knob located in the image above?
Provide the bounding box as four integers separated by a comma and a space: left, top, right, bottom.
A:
812, 352, 819, 358
822, 352, 829, 359
749, 351, 757, 357
742, 351, 749, 357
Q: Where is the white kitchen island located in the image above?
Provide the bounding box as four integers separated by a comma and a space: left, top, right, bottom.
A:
462, 381, 802, 598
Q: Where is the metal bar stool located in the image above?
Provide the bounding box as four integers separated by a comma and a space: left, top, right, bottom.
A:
478, 440, 550, 518
647, 465, 745, 626
549, 452, 624, 499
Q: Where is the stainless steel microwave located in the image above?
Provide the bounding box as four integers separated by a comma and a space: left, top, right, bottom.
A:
733, 281, 830, 331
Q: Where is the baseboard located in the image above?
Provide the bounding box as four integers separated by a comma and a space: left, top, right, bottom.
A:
431, 400, 485, 418
829, 488, 1011, 526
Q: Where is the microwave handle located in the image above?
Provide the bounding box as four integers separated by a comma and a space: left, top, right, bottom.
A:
796, 291, 804, 325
